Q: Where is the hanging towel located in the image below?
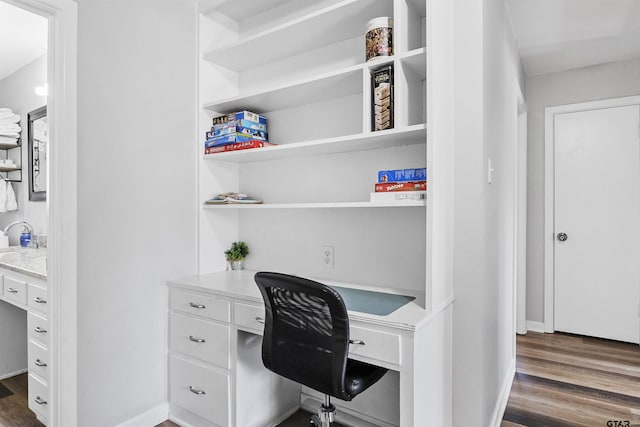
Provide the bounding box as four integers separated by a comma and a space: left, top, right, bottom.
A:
0, 179, 7, 213
6, 181, 17, 212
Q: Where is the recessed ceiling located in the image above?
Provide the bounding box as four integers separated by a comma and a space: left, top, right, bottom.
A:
0, 1, 47, 81
506, 0, 640, 76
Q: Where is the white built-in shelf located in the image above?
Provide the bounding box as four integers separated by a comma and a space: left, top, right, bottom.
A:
203, 64, 363, 113
203, 200, 426, 209
203, 49, 426, 114
203, 124, 426, 163
202, 0, 391, 71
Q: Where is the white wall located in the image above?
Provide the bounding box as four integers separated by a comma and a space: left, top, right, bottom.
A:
0, 55, 48, 243
525, 58, 640, 323
75, 0, 196, 425
452, 0, 522, 425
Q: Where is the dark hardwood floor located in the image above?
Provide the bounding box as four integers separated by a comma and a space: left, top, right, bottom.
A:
0, 373, 44, 427
502, 331, 640, 427
7, 332, 627, 427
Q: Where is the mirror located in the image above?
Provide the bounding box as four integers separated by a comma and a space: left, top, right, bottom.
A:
28, 106, 47, 201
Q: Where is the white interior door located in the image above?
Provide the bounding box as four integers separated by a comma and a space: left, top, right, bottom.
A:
554, 104, 640, 344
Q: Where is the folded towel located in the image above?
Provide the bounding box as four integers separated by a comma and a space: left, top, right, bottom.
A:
0, 124, 20, 131
6, 181, 17, 211
0, 114, 20, 124
0, 108, 12, 114
0, 132, 19, 138
0, 136, 18, 145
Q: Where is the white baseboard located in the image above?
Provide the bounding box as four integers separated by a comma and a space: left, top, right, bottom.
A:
526, 321, 545, 333
114, 402, 169, 427
0, 369, 27, 381
490, 357, 515, 427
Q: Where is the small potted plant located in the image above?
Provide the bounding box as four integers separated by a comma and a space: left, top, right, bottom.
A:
225, 241, 249, 270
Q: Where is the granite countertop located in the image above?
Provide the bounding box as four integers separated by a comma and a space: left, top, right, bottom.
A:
0, 247, 47, 280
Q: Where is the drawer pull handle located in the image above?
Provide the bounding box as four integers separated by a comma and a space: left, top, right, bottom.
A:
34, 297, 47, 304
189, 386, 206, 395
34, 326, 47, 334
189, 302, 206, 309
255, 316, 265, 324
34, 396, 47, 405
189, 336, 206, 343
6, 287, 18, 293
349, 340, 365, 345
34, 359, 47, 367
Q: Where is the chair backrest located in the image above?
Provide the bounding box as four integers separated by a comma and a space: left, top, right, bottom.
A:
254, 271, 351, 400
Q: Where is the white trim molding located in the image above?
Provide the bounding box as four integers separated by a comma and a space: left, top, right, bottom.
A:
543, 95, 640, 334
114, 403, 169, 427
490, 357, 516, 427
525, 321, 545, 333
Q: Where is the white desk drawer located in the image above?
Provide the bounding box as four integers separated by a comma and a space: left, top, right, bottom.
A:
28, 373, 49, 419
29, 340, 49, 382
3, 276, 27, 306
28, 311, 49, 345
28, 284, 48, 313
349, 325, 401, 366
234, 302, 265, 334
170, 355, 230, 426
170, 312, 230, 369
171, 289, 230, 323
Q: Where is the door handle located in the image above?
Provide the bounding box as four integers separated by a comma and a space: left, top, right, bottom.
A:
557, 232, 568, 242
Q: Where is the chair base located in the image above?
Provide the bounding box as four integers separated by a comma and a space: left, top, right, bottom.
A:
310, 401, 335, 427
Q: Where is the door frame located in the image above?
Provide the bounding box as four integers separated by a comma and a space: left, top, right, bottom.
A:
2, 0, 78, 425
543, 95, 640, 332
515, 87, 527, 335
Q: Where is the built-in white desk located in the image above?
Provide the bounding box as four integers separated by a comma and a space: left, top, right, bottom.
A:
167, 270, 433, 427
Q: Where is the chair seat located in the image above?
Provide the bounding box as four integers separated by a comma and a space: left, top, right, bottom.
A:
344, 359, 388, 399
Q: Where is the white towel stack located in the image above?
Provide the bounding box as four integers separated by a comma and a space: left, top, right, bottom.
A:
0, 108, 21, 146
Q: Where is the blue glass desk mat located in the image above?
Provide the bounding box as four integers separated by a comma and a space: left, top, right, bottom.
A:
331, 286, 415, 316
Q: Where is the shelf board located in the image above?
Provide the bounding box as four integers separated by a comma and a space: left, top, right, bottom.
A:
203, 200, 426, 209
202, 0, 391, 71
203, 124, 426, 163
0, 167, 20, 173
399, 48, 427, 80
203, 64, 363, 113
0, 143, 20, 150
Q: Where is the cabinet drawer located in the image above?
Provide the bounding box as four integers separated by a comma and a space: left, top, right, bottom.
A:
170, 312, 230, 369
170, 355, 230, 426
28, 374, 49, 419
234, 302, 265, 334
3, 276, 27, 306
28, 311, 49, 345
170, 289, 230, 323
28, 284, 48, 313
348, 325, 401, 366
29, 340, 49, 382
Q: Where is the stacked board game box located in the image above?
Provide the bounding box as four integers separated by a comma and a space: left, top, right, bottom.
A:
370, 168, 426, 202
371, 65, 394, 131
205, 110, 275, 154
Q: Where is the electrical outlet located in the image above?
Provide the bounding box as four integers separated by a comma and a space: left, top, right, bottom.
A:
321, 245, 334, 269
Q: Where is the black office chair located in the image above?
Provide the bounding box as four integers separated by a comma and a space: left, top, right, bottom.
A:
254, 271, 388, 426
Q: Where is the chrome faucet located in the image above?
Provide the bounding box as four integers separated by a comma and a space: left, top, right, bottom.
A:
3, 220, 34, 236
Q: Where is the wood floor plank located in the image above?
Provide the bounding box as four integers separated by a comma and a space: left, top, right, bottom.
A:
0, 374, 43, 427
504, 332, 640, 427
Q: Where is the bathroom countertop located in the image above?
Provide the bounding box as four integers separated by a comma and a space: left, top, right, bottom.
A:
0, 247, 47, 280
